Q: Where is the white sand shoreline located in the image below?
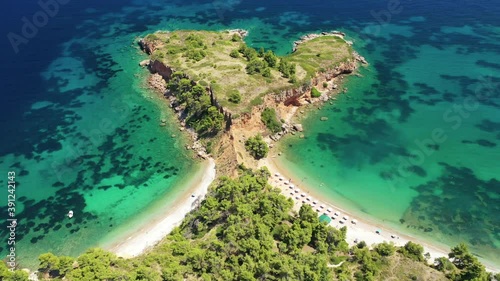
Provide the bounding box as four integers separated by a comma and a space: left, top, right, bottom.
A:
260, 157, 500, 273
108, 158, 216, 258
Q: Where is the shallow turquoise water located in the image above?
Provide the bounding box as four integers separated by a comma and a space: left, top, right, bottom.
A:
278, 21, 500, 265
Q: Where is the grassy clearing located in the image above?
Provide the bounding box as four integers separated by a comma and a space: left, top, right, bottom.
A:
144, 30, 353, 114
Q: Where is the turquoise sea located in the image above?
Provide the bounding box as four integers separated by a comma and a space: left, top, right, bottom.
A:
0, 0, 499, 269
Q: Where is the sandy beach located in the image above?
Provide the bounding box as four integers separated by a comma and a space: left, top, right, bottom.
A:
109, 158, 216, 258
260, 157, 500, 273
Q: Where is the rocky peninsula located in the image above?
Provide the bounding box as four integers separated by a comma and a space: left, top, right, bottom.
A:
138, 29, 366, 175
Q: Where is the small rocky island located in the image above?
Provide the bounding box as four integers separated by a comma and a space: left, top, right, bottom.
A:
138, 29, 366, 175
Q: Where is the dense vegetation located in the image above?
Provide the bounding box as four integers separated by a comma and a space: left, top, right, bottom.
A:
261, 107, 282, 134
237, 45, 278, 79
237, 44, 295, 82
166, 72, 224, 136
2, 169, 497, 280
244, 135, 269, 159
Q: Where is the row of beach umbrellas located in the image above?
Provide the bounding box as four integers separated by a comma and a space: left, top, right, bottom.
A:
275, 172, 357, 225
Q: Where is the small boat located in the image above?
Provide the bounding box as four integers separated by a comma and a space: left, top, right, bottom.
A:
67, 210, 74, 219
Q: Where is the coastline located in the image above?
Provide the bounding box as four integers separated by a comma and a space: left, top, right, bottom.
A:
106, 158, 216, 258
260, 157, 500, 273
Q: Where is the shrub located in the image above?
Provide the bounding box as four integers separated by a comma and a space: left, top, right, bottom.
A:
230, 49, 240, 58
239, 45, 258, 61
231, 33, 240, 42
250, 96, 264, 106
311, 87, 321, 98
263, 50, 278, 67
245, 135, 269, 159
374, 242, 395, 256
278, 60, 296, 78
228, 90, 242, 104
151, 50, 165, 61
399, 241, 424, 262
261, 107, 282, 134
185, 33, 205, 48
262, 67, 271, 78
184, 49, 206, 61
246, 59, 267, 75
323, 82, 328, 89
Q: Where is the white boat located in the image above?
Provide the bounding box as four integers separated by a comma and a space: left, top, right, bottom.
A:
67, 210, 74, 219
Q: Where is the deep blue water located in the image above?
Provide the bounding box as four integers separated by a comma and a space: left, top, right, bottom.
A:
1, 0, 499, 268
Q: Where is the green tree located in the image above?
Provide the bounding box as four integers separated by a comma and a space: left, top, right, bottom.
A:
261, 107, 282, 133
58, 256, 75, 277
246, 58, 266, 75
231, 33, 240, 42
262, 67, 271, 78
263, 50, 277, 67
245, 135, 269, 159
230, 49, 240, 58
311, 87, 321, 98
400, 241, 424, 262
228, 90, 242, 104
38, 252, 60, 274
374, 242, 395, 256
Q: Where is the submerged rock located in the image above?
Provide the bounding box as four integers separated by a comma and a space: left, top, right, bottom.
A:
320, 117, 328, 121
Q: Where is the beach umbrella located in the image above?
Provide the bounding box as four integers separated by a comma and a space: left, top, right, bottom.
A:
289, 192, 294, 196
320, 205, 324, 209
284, 182, 289, 185
376, 230, 381, 234
306, 197, 311, 201
351, 219, 357, 225
279, 177, 284, 181
334, 212, 339, 216
274, 173, 280, 177
312, 200, 317, 205
319, 214, 332, 224
295, 196, 300, 200
343, 216, 348, 221
289, 184, 295, 188
294, 190, 299, 193
326, 208, 332, 213
301, 193, 306, 197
